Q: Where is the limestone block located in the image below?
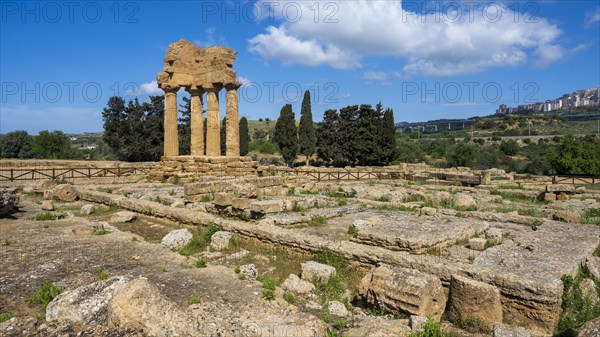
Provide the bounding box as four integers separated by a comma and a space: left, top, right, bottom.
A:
232, 198, 251, 210
80, 204, 95, 215
210, 231, 233, 251
52, 184, 78, 201
110, 211, 137, 223
358, 265, 446, 320
250, 200, 285, 215
469, 238, 488, 251
281, 274, 315, 295
41, 200, 55, 211
577, 316, 600, 337
328, 301, 349, 318
239, 264, 257, 280
557, 192, 570, 201
544, 192, 557, 202
546, 184, 575, 193
213, 193, 234, 207
301, 261, 336, 283
485, 228, 504, 245
454, 194, 477, 210
586, 257, 600, 280
409, 315, 427, 332
553, 210, 581, 224
420, 207, 437, 216
448, 275, 503, 329
493, 323, 531, 337
161, 229, 193, 250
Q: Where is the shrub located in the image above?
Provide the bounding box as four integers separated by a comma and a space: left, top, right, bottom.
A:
283, 291, 296, 304
201, 194, 212, 202
35, 212, 56, 221
287, 187, 296, 195
337, 198, 348, 206
308, 216, 327, 227
195, 258, 207, 268
188, 295, 201, 305
234, 265, 241, 274
347, 225, 359, 237
333, 318, 348, 329
95, 267, 108, 280
29, 281, 61, 311
262, 289, 275, 300
374, 195, 390, 202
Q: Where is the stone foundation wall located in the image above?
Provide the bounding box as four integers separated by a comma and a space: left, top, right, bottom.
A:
149, 156, 259, 181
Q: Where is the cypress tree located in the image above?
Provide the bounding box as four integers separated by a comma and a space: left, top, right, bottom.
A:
298, 90, 316, 166
317, 109, 343, 165
273, 104, 298, 167
178, 96, 191, 155
239, 117, 250, 156
381, 107, 397, 164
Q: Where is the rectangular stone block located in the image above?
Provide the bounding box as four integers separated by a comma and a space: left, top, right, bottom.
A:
232, 197, 251, 210
546, 184, 575, 193
250, 200, 285, 215
213, 193, 233, 207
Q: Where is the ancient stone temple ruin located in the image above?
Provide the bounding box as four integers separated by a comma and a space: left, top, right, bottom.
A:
156, 39, 242, 157
151, 40, 257, 181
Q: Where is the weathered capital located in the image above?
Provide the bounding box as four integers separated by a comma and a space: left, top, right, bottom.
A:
224, 82, 242, 91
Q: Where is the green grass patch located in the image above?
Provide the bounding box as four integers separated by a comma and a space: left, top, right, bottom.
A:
195, 258, 207, 268
301, 190, 319, 195
347, 225, 359, 237
371, 204, 415, 212
35, 212, 56, 221
188, 295, 201, 305
408, 317, 448, 337
178, 224, 222, 256
95, 267, 108, 280
308, 216, 327, 227
100, 188, 113, 194
337, 198, 348, 206
283, 291, 296, 304
287, 187, 296, 195
374, 195, 390, 202
445, 312, 491, 333
517, 208, 549, 218
582, 208, 600, 225
29, 281, 61, 311
0, 312, 14, 323
201, 194, 212, 202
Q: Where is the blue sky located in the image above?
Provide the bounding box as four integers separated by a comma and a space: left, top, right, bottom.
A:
1, 0, 599, 134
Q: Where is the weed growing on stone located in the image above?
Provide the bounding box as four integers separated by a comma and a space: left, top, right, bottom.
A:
301, 190, 319, 195
555, 268, 600, 336
309, 216, 327, 227
445, 312, 490, 333
582, 208, 600, 225
283, 291, 295, 304
337, 198, 348, 206
0, 313, 14, 323
1, 240, 10, 246
408, 317, 447, 337
168, 189, 176, 196
101, 188, 113, 194
371, 204, 415, 212
258, 275, 278, 301
234, 265, 241, 274
238, 273, 246, 280
188, 295, 201, 305
195, 259, 207, 268
374, 195, 390, 202
287, 187, 296, 195
201, 194, 212, 202
29, 281, 61, 311
35, 212, 56, 221
347, 225, 359, 237
95, 267, 108, 280
518, 208, 549, 218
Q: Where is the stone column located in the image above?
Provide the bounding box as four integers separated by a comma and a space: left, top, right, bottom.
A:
188, 88, 204, 156
225, 84, 240, 157
205, 89, 220, 156
163, 86, 179, 157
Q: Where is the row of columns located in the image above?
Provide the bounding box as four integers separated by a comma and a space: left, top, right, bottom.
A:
162, 84, 240, 157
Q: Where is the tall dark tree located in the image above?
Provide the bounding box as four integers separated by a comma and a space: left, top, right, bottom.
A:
220, 118, 226, 155
0, 130, 33, 158
102, 96, 127, 159
178, 96, 191, 155
273, 104, 298, 166
298, 90, 316, 166
143, 95, 165, 161
381, 107, 397, 164
317, 109, 343, 165
239, 117, 250, 156
338, 105, 360, 164
355, 104, 382, 165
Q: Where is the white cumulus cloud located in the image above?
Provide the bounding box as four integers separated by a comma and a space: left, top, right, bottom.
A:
248, 0, 565, 76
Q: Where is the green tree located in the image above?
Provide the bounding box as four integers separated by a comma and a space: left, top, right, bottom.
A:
447, 142, 480, 168
547, 134, 600, 175
0, 130, 33, 158
220, 118, 226, 155
31, 130, 73, 159
499, 139, 519, 156
355, 104, 382, 165
396, 139, 424, 163
338, 105, 360, 164
178, 96, 191, 155
298, 90, 316, 166
273, 104, 298, 166
239, 117, 250, 156
317, 109, 344, 165
380, 107, 397, 164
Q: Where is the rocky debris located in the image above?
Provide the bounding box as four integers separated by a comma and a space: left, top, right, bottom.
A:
328, 301, 349, 317
485, 228, 504, 245
52, 184, 78, 201
41, 200, 55, 211
107, 278, 200, 336
553, 210, 581, 224
493, 323, 531, 337
210, 231, 234, 250
577, 316, 600, 337
0, 188, 20, 216
586, 257, 600, 280
557, 192, 570, 201
171, 200, 185, 208
358, 265, 446, 320
580, 279, 599, 302
249, 200, 285, 216
213, 193, 234, 207
543, 192, 557, 202
225, 249, 248, 260
301, 261, 336, 283
420, 207, 437, 216
546, 184, 575, 194
161, 229, 193, 251
454, 193, 477, 210
447, 275, 503, 329
110, 211, 137, 223
575, 186, 586, 194
409, 315, 427, 332
281, 274, 315, 295
46, 276, 131, 324
346, 316, 411, 337
80, 204, 95, 215
468, 238, 488, 251
239, 264, 257, 280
